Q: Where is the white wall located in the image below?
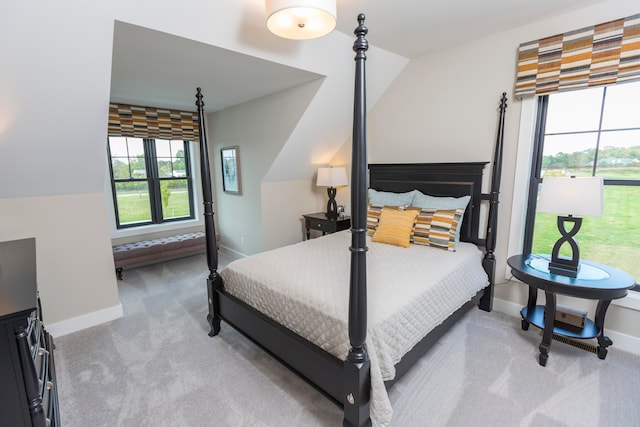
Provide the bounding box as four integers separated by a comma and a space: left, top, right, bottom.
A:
1, 1, 124, 330
207, 80, 324, 255
362, 0, 640, 345
261, 180, 323, 250
0, 194, 121, 326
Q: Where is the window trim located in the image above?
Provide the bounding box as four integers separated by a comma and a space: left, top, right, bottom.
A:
107, 138, 196, 229
522, 95, 548, 255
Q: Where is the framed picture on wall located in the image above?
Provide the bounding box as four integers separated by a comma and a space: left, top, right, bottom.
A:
221, 146, 241, 194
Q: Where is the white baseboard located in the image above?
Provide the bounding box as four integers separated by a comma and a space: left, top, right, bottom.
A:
219, 244, 246, 260
493, 297, 640, 356
47, 303, 123, 338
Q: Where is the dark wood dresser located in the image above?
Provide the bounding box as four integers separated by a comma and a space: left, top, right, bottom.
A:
0, 238, 60, 426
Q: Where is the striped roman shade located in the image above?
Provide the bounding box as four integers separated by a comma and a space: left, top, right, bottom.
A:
108, 103, 200, 141
515, 14, 640, 98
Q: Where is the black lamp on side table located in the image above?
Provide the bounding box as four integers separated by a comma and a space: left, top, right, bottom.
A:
316, 166, 348, 219
536, 176, 603, 277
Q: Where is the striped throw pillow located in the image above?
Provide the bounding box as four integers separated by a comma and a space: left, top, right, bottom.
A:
412, 208, 465, 251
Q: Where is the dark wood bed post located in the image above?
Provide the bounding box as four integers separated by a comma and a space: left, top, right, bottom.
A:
479, 92, 507, 312
344, 14, 371, 427
195, 88, 223, 336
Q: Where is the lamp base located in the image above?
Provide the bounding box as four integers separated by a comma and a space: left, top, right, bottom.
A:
548, 261, 579, 278
326, 187, 338, 219
549, 215, 581, 278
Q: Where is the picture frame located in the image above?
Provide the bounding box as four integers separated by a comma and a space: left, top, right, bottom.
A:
220, 146, 241, 194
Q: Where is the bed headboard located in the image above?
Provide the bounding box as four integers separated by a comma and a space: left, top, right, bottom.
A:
368, 162, 488, 246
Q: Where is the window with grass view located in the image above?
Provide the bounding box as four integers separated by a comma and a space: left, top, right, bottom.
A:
108, 137, 195, 228
524, 80, 640, 287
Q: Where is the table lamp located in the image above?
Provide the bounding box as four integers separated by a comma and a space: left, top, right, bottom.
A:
537, 176, 603, 277
317, 166, 348, 219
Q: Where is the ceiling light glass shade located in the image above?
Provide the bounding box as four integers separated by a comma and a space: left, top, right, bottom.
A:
265, 0, 337, 40
317, 167, 348, 187
537, 176, 603, 217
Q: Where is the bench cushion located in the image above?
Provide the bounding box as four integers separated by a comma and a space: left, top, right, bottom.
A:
113, 232, 207, 269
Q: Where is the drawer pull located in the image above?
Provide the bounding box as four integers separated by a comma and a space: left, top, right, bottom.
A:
317, 224, 322, 228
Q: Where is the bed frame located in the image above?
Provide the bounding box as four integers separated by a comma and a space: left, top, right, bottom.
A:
195, 14, 506, 427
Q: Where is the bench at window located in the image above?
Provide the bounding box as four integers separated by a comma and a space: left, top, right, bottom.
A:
112, 232, 210, 279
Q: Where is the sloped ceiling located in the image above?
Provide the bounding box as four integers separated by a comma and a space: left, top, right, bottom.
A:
111, 0, 606, 114
109, 0, 608, 184
110, 21, 323, 114
335, 0, 607, 59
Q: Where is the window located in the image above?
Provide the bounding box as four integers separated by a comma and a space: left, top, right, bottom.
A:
523, 81, 640, 288
107, 137, 195, 228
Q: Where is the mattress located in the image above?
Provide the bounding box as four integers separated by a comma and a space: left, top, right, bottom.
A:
220, 230, 489, 426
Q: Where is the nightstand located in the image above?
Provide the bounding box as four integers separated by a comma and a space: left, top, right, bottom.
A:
302, 212, 350, 240
508, 254, 636, 366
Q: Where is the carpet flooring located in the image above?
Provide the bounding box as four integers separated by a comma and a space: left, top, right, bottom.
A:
54, 253, 640, 426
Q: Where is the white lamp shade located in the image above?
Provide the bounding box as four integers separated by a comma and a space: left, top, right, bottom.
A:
265, 0, 336, 40
537, 176, 603, 217
317, 167, 348, 187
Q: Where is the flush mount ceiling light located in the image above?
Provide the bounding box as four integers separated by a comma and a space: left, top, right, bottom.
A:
265, 0, 337, 40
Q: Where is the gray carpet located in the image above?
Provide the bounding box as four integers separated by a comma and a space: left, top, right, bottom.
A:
55, 253, 640, 426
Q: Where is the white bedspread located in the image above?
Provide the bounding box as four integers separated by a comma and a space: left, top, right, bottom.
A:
220, 230, 488, 426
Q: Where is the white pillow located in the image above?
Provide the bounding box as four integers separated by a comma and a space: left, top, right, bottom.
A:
411, 191, 471, 211
368, 188, 415, 206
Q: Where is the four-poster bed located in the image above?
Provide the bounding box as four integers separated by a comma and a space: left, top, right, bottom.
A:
195, 14, 506, 427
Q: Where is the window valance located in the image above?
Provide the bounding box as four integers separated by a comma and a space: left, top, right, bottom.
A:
515, 14, 640, 98
108, 103, 200, 141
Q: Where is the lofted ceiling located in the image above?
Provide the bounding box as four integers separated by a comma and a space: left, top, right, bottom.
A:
335, 0, 606, 59
110, 21, 323, 114
110, 0, 606, 114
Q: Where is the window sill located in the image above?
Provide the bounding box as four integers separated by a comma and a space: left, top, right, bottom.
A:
612, 291, 640, 312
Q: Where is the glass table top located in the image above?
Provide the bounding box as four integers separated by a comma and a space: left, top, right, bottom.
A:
526, 256, 610, 281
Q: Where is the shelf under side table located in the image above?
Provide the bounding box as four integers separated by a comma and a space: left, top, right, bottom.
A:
521, 305, 600, 340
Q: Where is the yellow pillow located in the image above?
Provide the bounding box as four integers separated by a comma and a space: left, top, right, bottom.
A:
371, 208, 419, 248
367, 204, 418, 235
